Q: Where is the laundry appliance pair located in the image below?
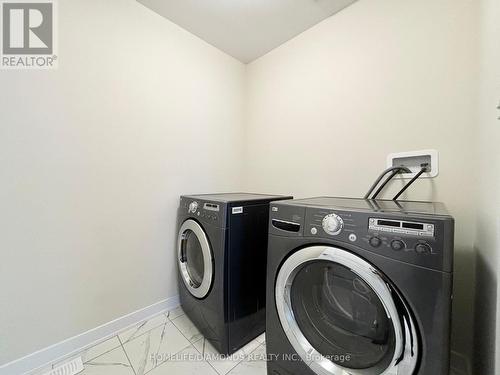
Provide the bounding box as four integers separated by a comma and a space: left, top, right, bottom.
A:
176, 194, 455, 375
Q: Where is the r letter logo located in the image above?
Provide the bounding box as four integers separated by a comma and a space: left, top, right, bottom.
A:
1, 0, 57, 69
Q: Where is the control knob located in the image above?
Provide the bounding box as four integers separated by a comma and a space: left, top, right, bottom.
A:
369, 237, 382, 248
188, 201, 198, 213
415, 243, 431, 254
391, 240, 405, 251
322, 214, 344, 235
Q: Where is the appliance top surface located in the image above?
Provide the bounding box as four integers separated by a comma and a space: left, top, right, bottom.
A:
277, 197, 451, 217
183, 192, 291, 203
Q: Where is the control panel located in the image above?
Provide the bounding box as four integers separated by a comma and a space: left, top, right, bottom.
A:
180, 198, 222, 226
268, 203, 453, 272
366, 216, 436, 256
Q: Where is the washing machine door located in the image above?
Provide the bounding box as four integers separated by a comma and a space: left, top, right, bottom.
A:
178, 219, 214, 299
275, 246, 419, 375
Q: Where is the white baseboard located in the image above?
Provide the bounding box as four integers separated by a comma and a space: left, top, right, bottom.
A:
0, 295, 180, 375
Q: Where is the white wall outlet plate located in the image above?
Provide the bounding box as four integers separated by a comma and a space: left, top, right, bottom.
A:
387, 149, 438, 179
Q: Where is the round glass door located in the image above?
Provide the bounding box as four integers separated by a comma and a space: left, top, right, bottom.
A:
275, 246, 418, 375
178, 220, 213, 299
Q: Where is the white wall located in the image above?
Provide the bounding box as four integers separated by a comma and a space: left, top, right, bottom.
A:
1, 0, 491, 371
473, 0, 500, 373
0, 0, 245, 365
245, 0, 479, 364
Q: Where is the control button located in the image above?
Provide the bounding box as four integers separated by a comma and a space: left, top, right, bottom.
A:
391, 240, 405, 251
322, 214, 344, 236
349, 233, 357, 242
369, 237, 382, 248
188, 201, 198, 213
415, 243, 431, 254
311, 227, 318, 235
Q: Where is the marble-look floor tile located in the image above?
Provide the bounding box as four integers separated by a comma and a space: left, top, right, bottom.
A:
170, 314, 203, 343
147, 346, 218, 375
228, 344, 267, 375
192, 337, 261, 375
84, 336, 122, 362
255, 333, 266, 345
81, 346, 134, 375
166, 306, 185, 321
123, 321, 190, 375
246, 338, 263, 354
119, 313, 169, 344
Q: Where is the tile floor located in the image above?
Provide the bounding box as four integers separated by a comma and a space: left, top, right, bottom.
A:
35, 306, 267, 375
31, 305, 463, 375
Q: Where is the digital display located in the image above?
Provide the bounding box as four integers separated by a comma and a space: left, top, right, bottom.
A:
377, 220, 401, 227
402, 222, 424, 230
204, 203, 220, 212
369, 217, 434, 237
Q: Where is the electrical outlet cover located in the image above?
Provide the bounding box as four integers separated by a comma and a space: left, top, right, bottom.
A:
387, 149, 439, 179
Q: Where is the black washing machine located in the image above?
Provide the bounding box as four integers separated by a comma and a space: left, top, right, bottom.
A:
177, 193, 292, 355
266, 197, 454, 375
